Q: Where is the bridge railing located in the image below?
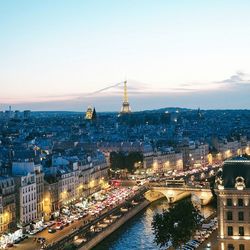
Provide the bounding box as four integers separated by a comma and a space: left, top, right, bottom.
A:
149, 182, 211, 190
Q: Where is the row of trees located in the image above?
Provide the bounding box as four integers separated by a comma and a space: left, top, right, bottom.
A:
110, 151, 143, 173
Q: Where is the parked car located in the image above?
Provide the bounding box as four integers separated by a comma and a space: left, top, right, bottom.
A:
48, 228, 56, 233
14, 238, 21, 244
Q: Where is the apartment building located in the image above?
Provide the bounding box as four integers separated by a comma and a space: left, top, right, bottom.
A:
0, 176, 16, 233
216, 157, 250, 250
16, 173, 37, 226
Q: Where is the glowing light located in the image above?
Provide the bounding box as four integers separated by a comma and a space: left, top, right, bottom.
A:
221, 242, 225, 250
89, 180, 95, 188
232, 236, 240, 240
244, 199, 249, 206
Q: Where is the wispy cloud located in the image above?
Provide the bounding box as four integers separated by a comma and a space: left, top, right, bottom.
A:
218, 71, 250, 86
2, 72, 250, 106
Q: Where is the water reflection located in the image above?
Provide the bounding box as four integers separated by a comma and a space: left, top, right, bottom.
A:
93, 198, 215, 250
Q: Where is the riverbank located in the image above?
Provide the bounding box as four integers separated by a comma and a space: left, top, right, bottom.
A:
80, 199, 150, 250
93, 198, 216, 250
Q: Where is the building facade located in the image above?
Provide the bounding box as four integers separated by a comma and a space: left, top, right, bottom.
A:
216, 157, 250, 250
143, 151, 183, 173
17, 173, 37, 226
0, 176, 16, 234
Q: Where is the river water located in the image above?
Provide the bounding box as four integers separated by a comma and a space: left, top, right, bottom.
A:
93, 198, 215, 250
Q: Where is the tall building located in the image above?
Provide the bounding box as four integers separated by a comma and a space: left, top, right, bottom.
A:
0, 176, 16, 234
12, 161, 44, 226
15, 173, 37, 227
216, 157, 250, 250
120, 80, 131, 114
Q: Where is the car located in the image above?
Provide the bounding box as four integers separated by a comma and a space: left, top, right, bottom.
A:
63, 222, 69, 227
48, 221, 56, 227
37, 237, 46, 244
184, 245, 195, 250
29, 230, 38, 235
204, 233, 210, 239
192, 239, 201, 244
21, 235, 28, 240
48, 228, 56, 233
55, 222, 64, 230
14, 238, 21, 244
187, 242, 199, 248
6, 243, 14, 248
38, 226, 44, 232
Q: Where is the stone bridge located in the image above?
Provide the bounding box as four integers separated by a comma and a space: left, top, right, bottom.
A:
144, 185, 213, 205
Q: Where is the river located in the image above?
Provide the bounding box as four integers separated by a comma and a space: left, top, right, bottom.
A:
93, 198, 215, 250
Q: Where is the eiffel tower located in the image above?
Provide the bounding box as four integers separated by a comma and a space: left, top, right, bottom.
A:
120, 80, 131, 114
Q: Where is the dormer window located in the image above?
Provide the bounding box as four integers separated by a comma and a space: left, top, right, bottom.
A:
235, 176, 246, 190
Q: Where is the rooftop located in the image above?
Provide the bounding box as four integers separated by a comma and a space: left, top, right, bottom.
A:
222, 157, 250, 189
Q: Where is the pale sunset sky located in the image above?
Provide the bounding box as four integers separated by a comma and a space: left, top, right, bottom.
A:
0, 0, 250, 111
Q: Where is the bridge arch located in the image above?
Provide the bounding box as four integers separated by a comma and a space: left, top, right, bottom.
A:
145, 186, 213, 205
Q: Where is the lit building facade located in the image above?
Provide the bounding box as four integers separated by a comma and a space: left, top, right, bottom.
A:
0, 176, 16, 234
43, 154, 108, 220
216, 157, 250, 250
34, 167, 44, 220
58, 170, 75, 207
179, 142, 209, 169
16, 173, 37, 226
212, 138, 242, 161
43, 178, 59, 221
85, 106, 96, 120
12, 161, 44, 223
144, 151, 183, 172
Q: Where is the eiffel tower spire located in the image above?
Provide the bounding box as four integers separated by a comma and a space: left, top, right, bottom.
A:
120, 80, 131, 113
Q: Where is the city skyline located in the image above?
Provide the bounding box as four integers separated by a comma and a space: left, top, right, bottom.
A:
0, 2, 250, 249
1, 0, 250, 111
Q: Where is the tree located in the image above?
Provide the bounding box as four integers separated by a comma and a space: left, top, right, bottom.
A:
110, 151, 143, 173
208, 175, 217, 207
152, 199, 201, 249
63, 243, 77, 250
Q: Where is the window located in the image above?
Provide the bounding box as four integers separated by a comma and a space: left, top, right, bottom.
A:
239, 244, 245, 250
228, 226, 233, 236
227, 211, 233, 220
238, 211, 244, 221
238, 199, 244, 207
227, 244, 234, 250
239, 227, 244, 236
227, 198, 233, 206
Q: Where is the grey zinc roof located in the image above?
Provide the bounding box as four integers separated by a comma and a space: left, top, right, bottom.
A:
222, 157, 250, 188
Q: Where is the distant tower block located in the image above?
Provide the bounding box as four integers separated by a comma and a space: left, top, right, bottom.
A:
120, 80, 131, 114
